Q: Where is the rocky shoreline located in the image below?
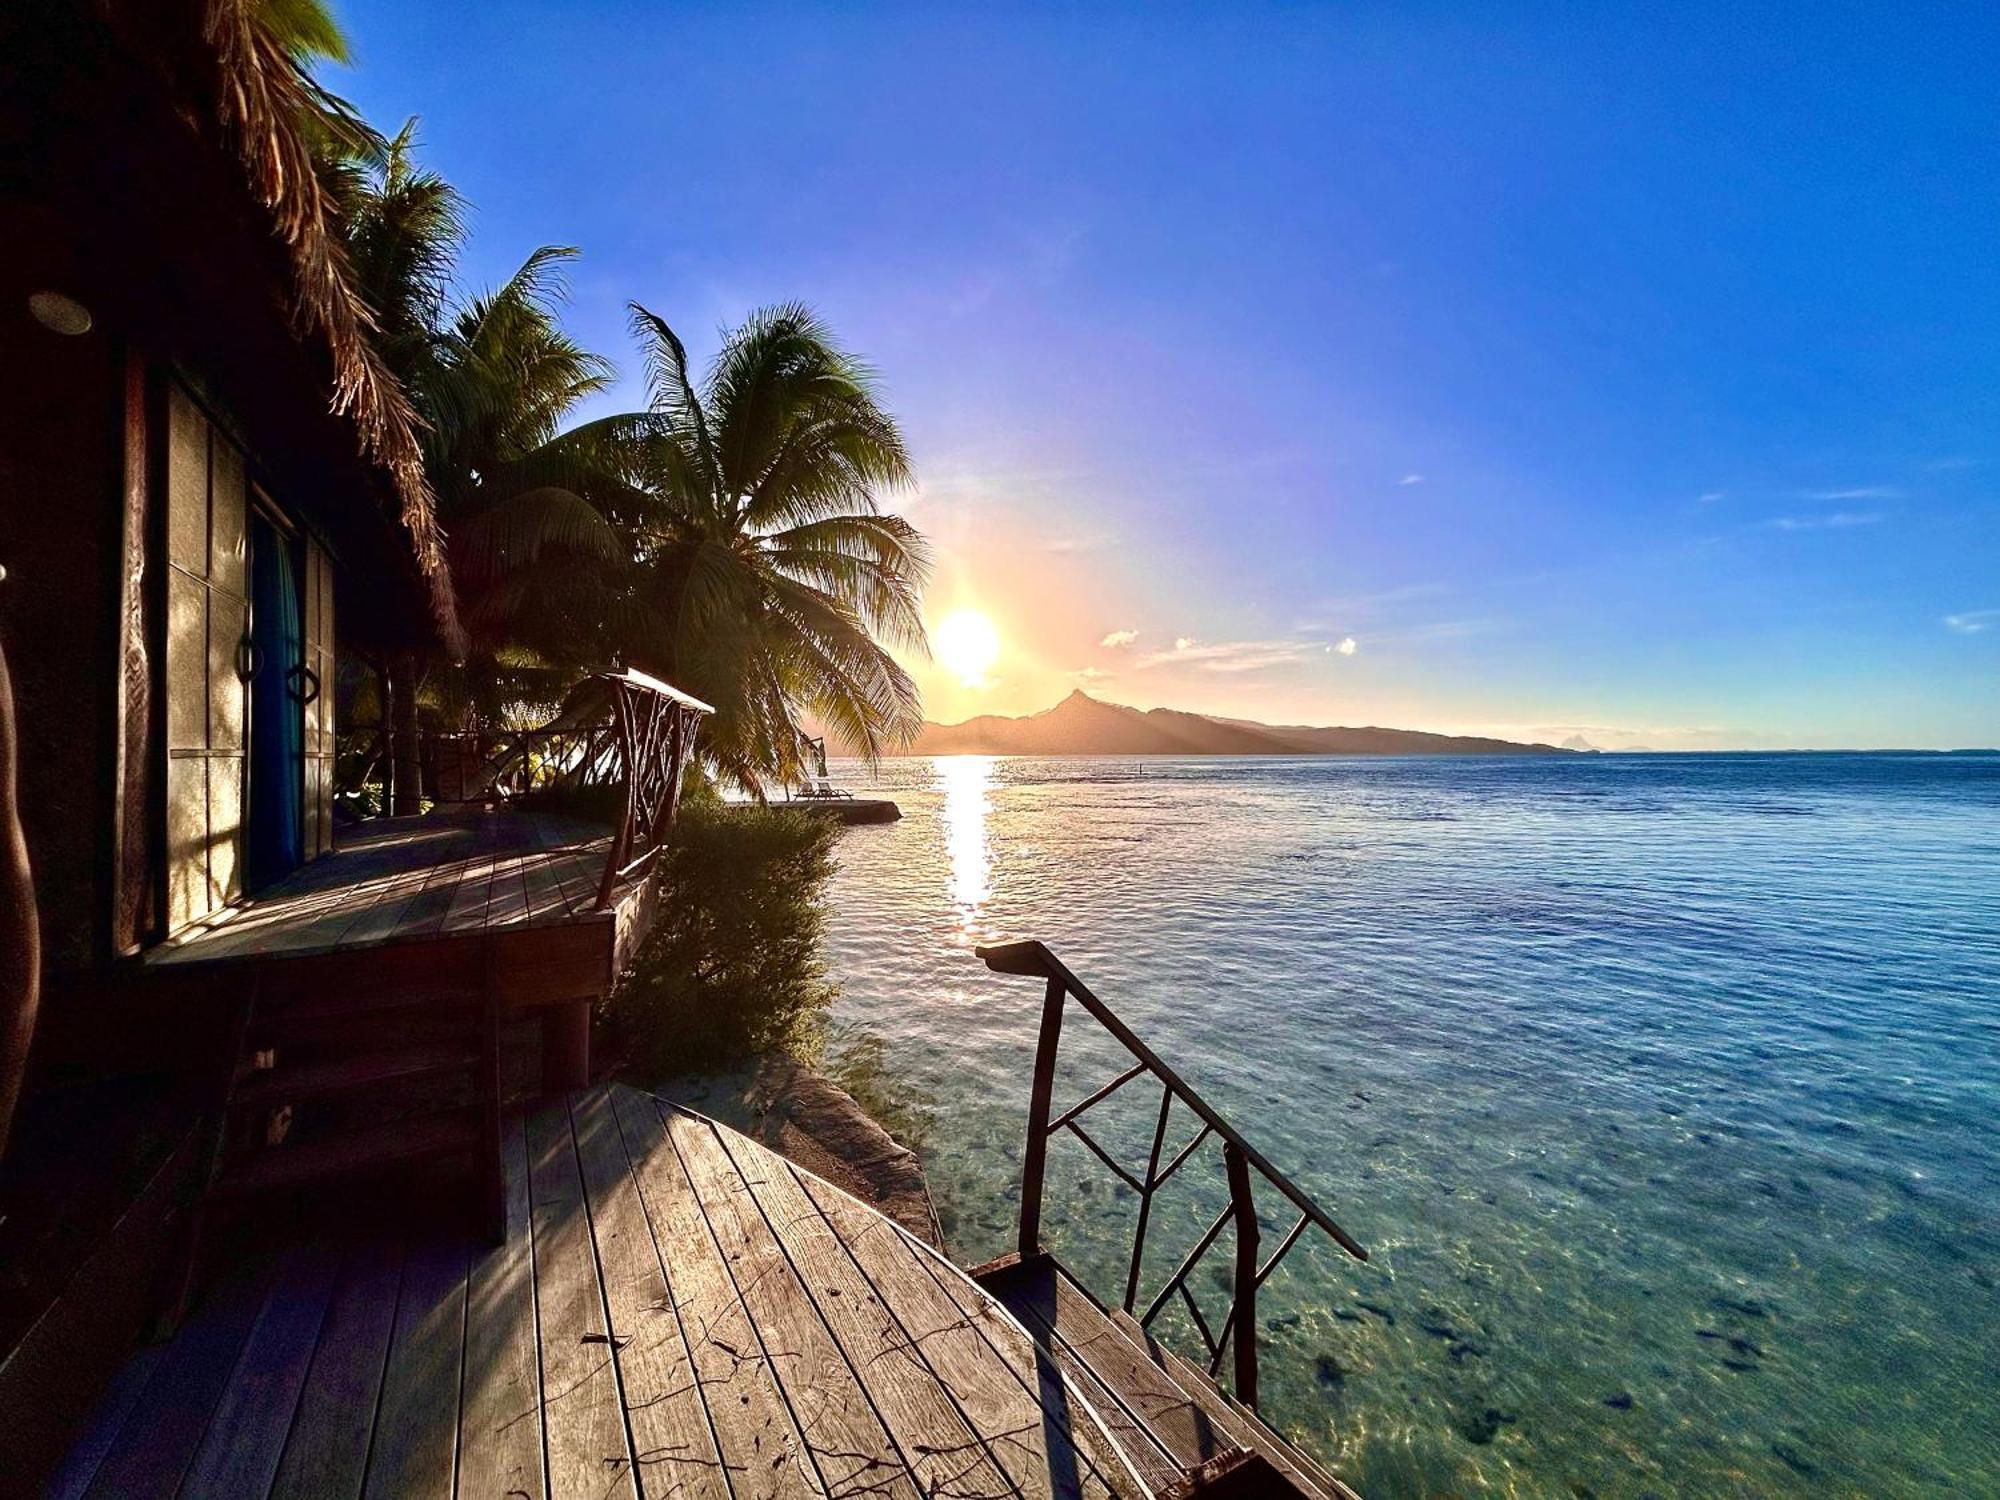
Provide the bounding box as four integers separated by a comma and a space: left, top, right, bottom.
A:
647, 1053, 942, 1248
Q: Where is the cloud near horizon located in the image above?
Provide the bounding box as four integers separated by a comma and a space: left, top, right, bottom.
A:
1101, 628, 1139, 647
1334, 636, 1358, 656
1944, 609, 1998, 634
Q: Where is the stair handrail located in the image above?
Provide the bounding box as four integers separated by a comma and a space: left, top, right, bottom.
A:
978, 938, 1366, 1412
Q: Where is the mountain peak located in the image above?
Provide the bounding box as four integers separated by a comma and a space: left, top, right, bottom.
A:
876, 692, 1574, 757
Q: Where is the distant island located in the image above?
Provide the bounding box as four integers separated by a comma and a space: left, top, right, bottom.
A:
833, 690, 1575, 757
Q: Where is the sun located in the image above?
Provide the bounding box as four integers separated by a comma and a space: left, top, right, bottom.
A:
934, 609, 1001, 687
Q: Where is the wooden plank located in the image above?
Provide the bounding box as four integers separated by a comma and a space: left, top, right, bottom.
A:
395, 847, 489, 942
361, 1234, 470, 1500
177, 1242, 341, 1499
529, 814, 601, 921
803, 1176, 1142, 1500
982, 1258, 1239, 1484
81, 1256, 275, 1499
568, 1087, 727, 1491
1107, 1304, 1352, 1500
270, 1238, 405, 1500
334, 836, 469, 950
519, 831, 575, 926
41, 1343, 167, 1500
441, 837, 505, 934
479, 844, 533, 931
609, 869, 662, 977
663, 1108, 924, 1500
526, 1099, 637, 1498
456, 1113, 546, 1500
721, 1132, 1024, 1500
216, 1112, 477, 1197
608, 1088, 823, 1499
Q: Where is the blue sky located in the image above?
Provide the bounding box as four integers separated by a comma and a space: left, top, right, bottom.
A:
335, 2, 1999, 747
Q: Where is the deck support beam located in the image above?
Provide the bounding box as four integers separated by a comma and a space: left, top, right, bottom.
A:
541, 998, 592, 1092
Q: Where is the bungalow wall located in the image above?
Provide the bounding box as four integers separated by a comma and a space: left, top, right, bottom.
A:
0, 9, 444, 1477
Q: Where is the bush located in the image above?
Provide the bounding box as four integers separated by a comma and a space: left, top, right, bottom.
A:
607, 802, 842, 1075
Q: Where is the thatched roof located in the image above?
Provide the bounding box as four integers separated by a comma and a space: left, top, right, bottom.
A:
197, 0, 463, 653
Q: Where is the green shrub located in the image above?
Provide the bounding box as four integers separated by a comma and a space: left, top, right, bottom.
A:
607, 802, 841, 1075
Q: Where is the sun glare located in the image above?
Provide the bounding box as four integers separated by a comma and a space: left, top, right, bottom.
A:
935, 609, 1001, 687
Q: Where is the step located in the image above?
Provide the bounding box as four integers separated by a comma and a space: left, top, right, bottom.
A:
213, 1111, 480, 1198
1108, 1307, 1358, 1500
249, 987, 484, 1045
232, 1044, 476, 1108
974, 1252, 1348, 1499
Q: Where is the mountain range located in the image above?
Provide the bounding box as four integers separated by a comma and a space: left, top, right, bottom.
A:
833, 690, 1574, 757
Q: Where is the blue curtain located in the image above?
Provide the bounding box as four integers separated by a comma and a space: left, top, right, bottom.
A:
248, 518, 304, 887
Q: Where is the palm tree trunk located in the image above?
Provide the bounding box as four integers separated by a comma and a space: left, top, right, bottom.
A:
390, 649, 424, 816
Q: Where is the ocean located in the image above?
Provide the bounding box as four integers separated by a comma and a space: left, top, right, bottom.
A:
816, 752, 1999, 1498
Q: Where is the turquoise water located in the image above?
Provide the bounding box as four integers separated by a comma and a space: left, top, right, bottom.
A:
818, 753, 2000, 1498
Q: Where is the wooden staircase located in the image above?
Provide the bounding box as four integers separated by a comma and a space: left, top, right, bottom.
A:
974, 1252, 1360, 1500
164, 969, 505, 1325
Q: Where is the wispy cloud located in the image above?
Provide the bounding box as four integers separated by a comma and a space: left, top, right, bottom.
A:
1767, 511, 1883, 532
1072, 666, 1115, 684
1800, 486, 1902, 501
1697, 490, 1726, 505
1135, 637, 1321, 674
1369, 616, 1506, 644
1944, 609, 2000, 635
1100, 628, 1139, 648
1045, 532, 1112, 554
1299, 581, 1449, 629
1333, 636, 1358, 656
1397, 473, 1425, 486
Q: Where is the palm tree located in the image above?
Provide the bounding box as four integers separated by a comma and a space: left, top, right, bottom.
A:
576, 304, 930, 789
330, 127, 627, 792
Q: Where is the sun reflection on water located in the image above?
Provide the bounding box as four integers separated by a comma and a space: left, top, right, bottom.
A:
938, 755, 994, 940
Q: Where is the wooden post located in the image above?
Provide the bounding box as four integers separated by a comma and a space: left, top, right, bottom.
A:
1018, 976, 1065, 1258
1124, 1084, 1175, 1312
477, 940, 506, 1240
542, 999, 592, 1093
1224, 1140, 1260, 1410
0, 633, 40, 1159
389, 649, 423, 816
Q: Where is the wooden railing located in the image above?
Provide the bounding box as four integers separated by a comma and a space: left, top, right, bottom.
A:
591, 669, 709, 909
977, 939, 1367, 1412
335, 669, 711, 910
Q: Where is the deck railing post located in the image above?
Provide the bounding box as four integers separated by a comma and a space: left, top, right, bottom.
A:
1018, 976, 1066, 1258
1124, 1083, 1175, 1312
1225, 1139, 1260, 1410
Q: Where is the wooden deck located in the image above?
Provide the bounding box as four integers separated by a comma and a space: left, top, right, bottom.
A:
47, 1084, 1154, 1500
143, 808, 656, 1020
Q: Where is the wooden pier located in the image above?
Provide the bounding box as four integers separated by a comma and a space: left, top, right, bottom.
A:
50, 1084, 1154, 1500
